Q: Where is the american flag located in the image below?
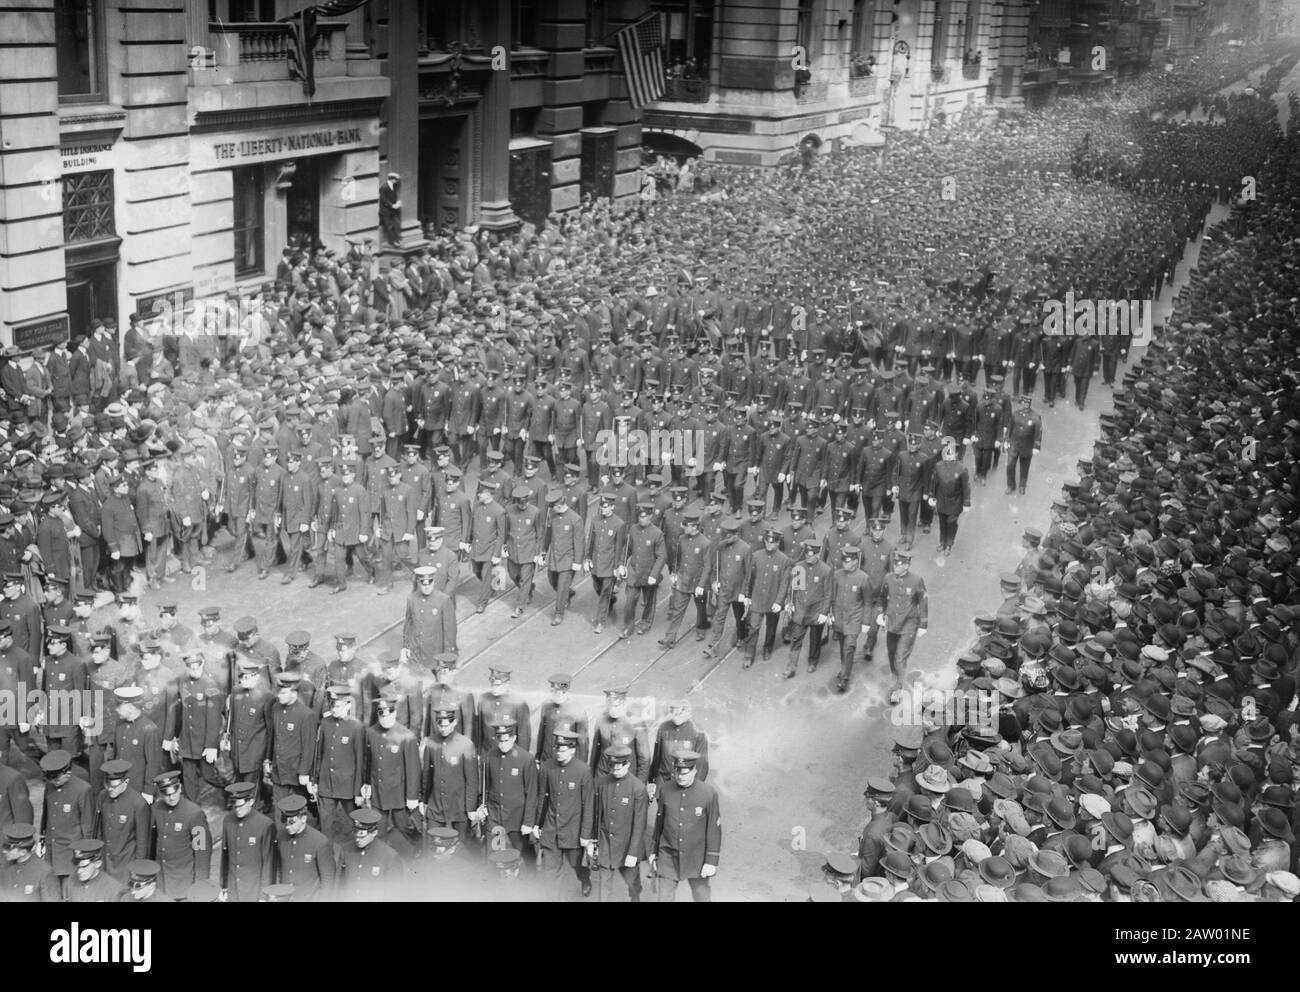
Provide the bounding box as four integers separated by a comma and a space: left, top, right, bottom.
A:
281, 0, 372, 98
615, 12, 668, 110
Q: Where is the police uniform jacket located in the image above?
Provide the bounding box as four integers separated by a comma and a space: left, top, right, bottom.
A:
881, 573, 929, 634
625, 522, 666, 585
151, 796, 211, 893
315, 715, 365, 800
276, 823, 336, 900
329, 481, 371, 545
829, 567, 871, 634
112, 715, 165, 798
421, 731, 478, 823
504, 503, 541, 562
227, 685, 270, 774
544, 507, 583, 570
166, 673, 224, 759
710, 538, 752, 602
0, 763, 33, 828
483, 743, 538, 832
591, 715, 649, 781
538, 757, 595, 850
221, 809, 275, 902
43, 775, 95, 875
365, 722, 421, 810
0, 853, 60, 901
928, 460, 972, 516
1005, 410, 1043, 454
648, 721, 710, 791
585, 513, 627, 577
135, 478, 170, 537
536, 704, 590, 764
469, 499, 505, 562
96, 786, 151, 879
267, 699, 316, 784
67, 871, 124, 903
653, 777, 722, 876
748, 547, 791, 611
402, 588, 456, 668
476, 694, 531, 753
595, 772, 649, 867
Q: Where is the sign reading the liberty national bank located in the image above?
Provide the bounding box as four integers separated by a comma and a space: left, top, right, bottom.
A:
194, 120, 372, 170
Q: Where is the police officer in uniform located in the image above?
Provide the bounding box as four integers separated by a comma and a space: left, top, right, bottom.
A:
149, 770, 211, 895
363, 694, 422, 858
94, 758, 151, 882
1, 823, 60, 901
534, 729, 595, 898
650, 748, 721, 902
265, 670, 315, 807
66, 839, 123, 902
312, 684, 366, 847
274, 793, 336, 900
477, 719, 538, 856
593, 742, 648, 902
339, 807, 403, 898
220, 780, 275, 902
421, 697, 480, 843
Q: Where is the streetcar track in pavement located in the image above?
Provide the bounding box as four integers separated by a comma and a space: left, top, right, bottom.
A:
454, 574, 594, 671
687, 645, 739, 694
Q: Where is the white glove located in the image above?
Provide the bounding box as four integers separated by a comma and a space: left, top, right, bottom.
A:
816, 614, 829, 625
917, 628, 928, 637
777, 473, 786, 484
182, 517, 192, 528
203, 747, 218, 763
861, 624, 871, 634
695, 586, 705, 597
876, 614, 887, 627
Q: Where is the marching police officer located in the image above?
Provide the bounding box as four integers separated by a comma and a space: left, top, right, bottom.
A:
593, 743, 649, 902
534, 729, 596, 898
650, 748, 721, 902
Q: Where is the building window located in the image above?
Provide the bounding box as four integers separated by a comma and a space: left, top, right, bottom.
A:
586, 0, 607, 47
852, 0, 877, 76
63, 170, 115, 243
796, 0, 817, 65
656, 1, 712, 78
514, 0, 539, 49
209, 0, 275, 22
232, 166, 265, 278
424, 0, 477, 51
510, 107, 540, 139
932, 0, 949, 68
56, 0, 103, 102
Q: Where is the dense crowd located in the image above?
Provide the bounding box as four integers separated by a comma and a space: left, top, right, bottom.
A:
0, 42, 1297, 903
845, 87, 1300, 904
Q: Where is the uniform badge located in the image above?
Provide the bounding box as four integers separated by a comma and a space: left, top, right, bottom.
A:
24, 885, 34, 894
430, 609, 438, 616
304, 854, 313, 864
287, 723, 294, 731
694, 807, 703, 817
132, 739, 139, 746
735, 555, 742, 561
621, 797, 629, 805
341, 736, 349, 744
63, 804, 71, 813
249, 707, 256, 715
390, 744, 399, 754
174, 822, 182, 832
568, 781, 576, 790
58, 672, 66, 681
249, 836, 258, 846
371, 866, 381, 876
608, 530, 615, 537
447, 755, 459, 765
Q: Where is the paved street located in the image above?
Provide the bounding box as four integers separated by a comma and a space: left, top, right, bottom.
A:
79, 188, 1221, 900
